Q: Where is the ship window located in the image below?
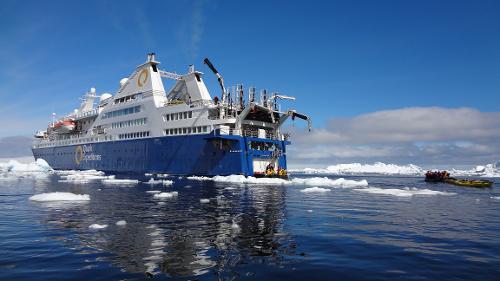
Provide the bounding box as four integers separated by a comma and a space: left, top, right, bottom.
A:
174, 128, 178, 134
188, 111, 192, 118
183, 112, 188, 119
182, 128, 187, 134
187, 128, 191, 134
203, 126, 207, 132
165, 115, 170, 121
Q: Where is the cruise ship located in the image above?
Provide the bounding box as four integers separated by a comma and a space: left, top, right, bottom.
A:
32, 53, 311, 177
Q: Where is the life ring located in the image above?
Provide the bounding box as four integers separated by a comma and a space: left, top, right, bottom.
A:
75, 145, 84, 165
137, 68, 148, 87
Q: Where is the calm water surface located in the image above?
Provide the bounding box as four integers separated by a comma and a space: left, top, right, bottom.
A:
1, 173, 499, 280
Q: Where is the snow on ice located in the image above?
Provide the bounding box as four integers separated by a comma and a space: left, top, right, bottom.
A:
29, 192, 90, 202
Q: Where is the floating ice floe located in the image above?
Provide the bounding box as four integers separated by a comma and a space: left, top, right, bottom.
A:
188, 175, 288, 185
116, 220, 127, 226
188, 174, 369, 188
231, 221, 240, 231
291, 177, 368, 188
490, 196, 500, 200
101, 178, 139, 185
146, 190, 162, 194
29, 192, 90, 202
300, 186, 331, 193
355, 187, 456, 197
200, 198, 210, 203
161, 179, 173, 186
89, 224, 108, 229
153, 191, 178, 199
58, 170, 113, 183
144, 178, 168, 185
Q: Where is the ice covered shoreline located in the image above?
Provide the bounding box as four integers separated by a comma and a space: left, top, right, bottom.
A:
290, 161, 500, 177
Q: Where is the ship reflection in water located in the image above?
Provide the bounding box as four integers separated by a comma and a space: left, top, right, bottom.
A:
36, 177, 295, 279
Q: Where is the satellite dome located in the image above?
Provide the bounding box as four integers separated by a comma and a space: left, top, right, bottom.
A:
100, 93, 112, 102
119, 78, 129, 87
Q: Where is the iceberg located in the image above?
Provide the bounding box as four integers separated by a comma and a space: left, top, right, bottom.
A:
0, 158, 52, 173
29, 192, 90, 202
292, 162, 424, 176
293, 161, 500, 178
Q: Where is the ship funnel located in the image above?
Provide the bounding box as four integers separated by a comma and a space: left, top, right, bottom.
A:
147, 52, 156, 62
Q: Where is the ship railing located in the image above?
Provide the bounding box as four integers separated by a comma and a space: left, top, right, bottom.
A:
75, 108, 99, 120
216, 127, 278, 140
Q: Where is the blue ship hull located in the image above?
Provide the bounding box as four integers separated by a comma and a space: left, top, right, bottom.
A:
32, 134, 288, 176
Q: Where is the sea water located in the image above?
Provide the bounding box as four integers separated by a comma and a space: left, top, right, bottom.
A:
1, 168, 499, 280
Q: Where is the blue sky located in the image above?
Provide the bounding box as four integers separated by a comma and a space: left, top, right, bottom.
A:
1, 0, 499, 166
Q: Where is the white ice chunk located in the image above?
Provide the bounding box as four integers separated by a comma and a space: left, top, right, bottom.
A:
145, 178, 162, 185
200, 198, 210, 203
58, 171, 112, 184
102, 178, 139, 185
356, 187, 456, 197
300, 186, 331, 193
116, 220, 127, 226
188, 175, 288, 185
292, 177, 368, 188
29, 192, 90, 202
162, 180, 173, 186
153, 191, 178, 199
89, 224, 108, 229
146, 190, 162, 194
490, 196, 500, 200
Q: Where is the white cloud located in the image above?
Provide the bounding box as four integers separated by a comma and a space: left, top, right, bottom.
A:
288, 107, 500, 166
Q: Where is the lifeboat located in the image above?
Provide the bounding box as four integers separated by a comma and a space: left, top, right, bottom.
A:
53, 120, 76, 133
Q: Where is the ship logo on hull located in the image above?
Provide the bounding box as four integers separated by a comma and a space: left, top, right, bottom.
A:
75, 145, 84, 165
75, 144, 102, 165
137, 68, 148, 87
